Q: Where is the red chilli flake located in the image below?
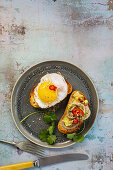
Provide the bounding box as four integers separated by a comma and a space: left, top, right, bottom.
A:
49, 85, 57, 91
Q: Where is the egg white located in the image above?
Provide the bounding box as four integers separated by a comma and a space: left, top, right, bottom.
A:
34, 73, 68, 108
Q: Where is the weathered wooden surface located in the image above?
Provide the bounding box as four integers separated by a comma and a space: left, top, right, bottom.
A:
0, 0, 113, 169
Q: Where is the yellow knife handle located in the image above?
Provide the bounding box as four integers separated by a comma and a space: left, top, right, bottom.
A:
0, 161, 34, 170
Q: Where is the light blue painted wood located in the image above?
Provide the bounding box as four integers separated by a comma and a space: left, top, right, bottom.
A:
0, 0, 113, 169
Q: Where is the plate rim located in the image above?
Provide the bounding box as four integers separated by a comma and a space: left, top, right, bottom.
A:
11, 60, 99, 148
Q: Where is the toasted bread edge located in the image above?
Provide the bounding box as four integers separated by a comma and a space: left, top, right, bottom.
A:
30, 85, 39, 108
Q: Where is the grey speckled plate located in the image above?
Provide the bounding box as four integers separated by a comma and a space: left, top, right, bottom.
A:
11, 61, 99, 148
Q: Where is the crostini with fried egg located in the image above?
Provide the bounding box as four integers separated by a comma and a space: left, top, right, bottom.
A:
30, 73, 72, 109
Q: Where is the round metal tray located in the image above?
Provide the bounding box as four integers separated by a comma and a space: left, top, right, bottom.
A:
11, 61, 99, 148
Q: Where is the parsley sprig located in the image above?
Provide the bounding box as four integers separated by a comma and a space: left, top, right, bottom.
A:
38, 113, 57, 145
43, 113, 57, 123
67, 133, 84, 143
67, 122, 85, 143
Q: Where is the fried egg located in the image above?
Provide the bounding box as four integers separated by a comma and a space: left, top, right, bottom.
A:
34, 73, 68, 108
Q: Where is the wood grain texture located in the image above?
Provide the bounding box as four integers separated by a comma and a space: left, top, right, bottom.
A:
0, 0, 113, 170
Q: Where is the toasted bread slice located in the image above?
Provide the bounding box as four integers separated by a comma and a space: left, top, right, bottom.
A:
58, 91, 90, 134
30, 80, 72, 108
30, 85, 39, 108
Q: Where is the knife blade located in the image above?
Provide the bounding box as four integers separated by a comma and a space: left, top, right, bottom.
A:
34, 153, 89, 167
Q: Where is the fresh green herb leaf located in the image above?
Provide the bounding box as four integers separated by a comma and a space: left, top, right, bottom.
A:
44, 113, 57, 123
67, 122, 85, 143
67, 133, 84, 143
47, 135, 56, 145
67, 133, 76, 140
38, 121, 56, 144
48, 121, 55, 135
73, 134, 84, 143
38, 129, 49, 142
76, 136, 84, 143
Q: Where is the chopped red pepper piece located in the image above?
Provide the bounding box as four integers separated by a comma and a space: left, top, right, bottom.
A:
76, 110, 80, 116
79, 108, 84, 116
72, 108, 78, 115
83, 103, 87, 106
73, 118, 78, 124
78, 98, 84, 102
49, 85, 57, 91
72, 108, 84, 116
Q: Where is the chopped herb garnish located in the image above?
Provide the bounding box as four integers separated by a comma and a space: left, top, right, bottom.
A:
47, 135, 56, 145
38, 129, 49, 142
38, 122, 57, 145
67, 133, 84, 143
38, 113, 57, 145
73, 134, 84, 143
67, 133, 75, 140
43, 113, 57, 123
48, 121, 55, 135
67, 122, 85, 143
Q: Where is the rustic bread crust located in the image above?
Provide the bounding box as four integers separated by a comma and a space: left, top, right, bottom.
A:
58, 91, 88, 134
30, 85, 39, 108
29, 80, 72, 108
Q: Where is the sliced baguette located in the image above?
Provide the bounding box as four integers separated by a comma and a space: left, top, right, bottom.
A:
58, 91, 89, 134
30, 80, 72, 108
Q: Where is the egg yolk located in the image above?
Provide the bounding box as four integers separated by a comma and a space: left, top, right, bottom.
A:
38, 82, 58, 103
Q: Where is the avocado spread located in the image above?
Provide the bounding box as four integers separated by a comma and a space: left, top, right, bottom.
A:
63, 116, 73, 126
63, 92, 89, 127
